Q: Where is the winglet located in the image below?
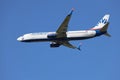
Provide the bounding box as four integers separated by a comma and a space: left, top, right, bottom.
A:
69, 8, 75, 16
77, 43, 82, 51
71, 8, 75, 11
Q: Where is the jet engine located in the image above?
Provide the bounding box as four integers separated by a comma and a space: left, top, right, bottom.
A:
50, 42, 61, 47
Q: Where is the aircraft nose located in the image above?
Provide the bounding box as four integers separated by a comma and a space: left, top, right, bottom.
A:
17, 36, 24, 41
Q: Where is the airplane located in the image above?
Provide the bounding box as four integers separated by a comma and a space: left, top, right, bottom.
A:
17, 9, 111, 50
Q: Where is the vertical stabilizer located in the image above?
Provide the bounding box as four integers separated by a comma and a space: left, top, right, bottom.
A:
100, 22, 111, 37
91, 14, 110, 30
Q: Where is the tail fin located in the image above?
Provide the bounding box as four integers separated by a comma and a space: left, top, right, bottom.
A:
100, 22, 111, 37
91, 14, 110, 30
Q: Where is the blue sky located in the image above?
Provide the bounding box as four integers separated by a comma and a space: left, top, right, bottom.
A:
1, 0, 120, 80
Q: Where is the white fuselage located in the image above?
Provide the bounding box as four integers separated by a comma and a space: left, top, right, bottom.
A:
17, 12, 110, 50
17, 30, 98, 42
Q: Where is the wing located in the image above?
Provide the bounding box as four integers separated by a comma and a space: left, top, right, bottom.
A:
52, 40, 80, 50
62, 41, 77, 49
56, 9, 74, 38
54, 40, 77, 49
51, 9, 81, 50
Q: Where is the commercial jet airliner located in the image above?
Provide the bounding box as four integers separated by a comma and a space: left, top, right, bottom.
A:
17, 9, 111, 50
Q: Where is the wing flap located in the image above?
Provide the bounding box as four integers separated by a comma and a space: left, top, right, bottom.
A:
62, 41, 77, 49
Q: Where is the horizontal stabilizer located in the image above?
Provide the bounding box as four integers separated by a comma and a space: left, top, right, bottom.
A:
104, 33, 111, 37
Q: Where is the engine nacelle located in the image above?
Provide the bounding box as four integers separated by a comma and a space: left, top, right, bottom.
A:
47, 33, 57, 38
50, 42, 61, 48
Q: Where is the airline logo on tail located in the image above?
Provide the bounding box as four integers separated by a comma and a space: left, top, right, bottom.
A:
99, 14, 109, 24
91, 14, 110, 30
